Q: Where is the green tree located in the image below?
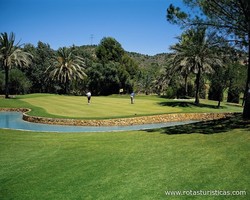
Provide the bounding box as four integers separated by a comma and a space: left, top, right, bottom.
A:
138, 70, 154, 95
87, 63, 120, 95
96, 37, 125, 64
0, 71, 4, 93
169, 28, 223, 104
167, 0, 250, 117
8, 68, 32, 95
135, 66, 160, 95
121, 54, 139, 79
92, 37, 137, 95
23, 42, 55, 93
227, 61, 247, 103
208, 65, 228, 107
0, 32, 32, 98
46, 47, 86, 94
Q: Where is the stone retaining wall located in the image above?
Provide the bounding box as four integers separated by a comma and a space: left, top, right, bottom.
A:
0, 108, 236, 126
0, 108, 29, 112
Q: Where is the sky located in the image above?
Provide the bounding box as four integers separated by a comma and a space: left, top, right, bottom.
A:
0, 0, 185, 55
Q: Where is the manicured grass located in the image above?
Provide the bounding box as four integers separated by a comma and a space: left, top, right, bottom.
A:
0, 119, 249, 200
0, 94, 243, 119
0, 94, 248, 199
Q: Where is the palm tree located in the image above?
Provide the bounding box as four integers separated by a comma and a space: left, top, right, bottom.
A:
0, 32, 32, 98
169, 27, 223, 104
46, 47, 86, 94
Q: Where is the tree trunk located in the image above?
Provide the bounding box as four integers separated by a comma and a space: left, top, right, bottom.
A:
184, 74, 188, 96
64, 80, 68, 94
243, 64, 250, 119
4, 66, 10, 98
217, 89, 223, 108
64, 74, 69, 94
243, 31, 250, 119
195, 67, 201, 105
217, 100, 221, 108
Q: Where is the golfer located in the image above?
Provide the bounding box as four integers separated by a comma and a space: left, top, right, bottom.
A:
86, 91, 91, 104
130, 92, 135, 104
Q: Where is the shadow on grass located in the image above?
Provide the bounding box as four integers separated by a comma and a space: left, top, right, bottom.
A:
145, 113, 250, 135
158, 101, 224, 109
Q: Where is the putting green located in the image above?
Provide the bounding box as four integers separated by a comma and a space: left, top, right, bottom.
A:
9, 93, 242, 119
20, 94, 182, 119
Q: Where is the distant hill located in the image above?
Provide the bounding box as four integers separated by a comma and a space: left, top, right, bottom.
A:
77, 45, 170, 69
127, 51, 170, 68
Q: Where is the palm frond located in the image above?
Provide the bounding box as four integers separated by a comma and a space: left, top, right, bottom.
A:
46, 47, 87, 84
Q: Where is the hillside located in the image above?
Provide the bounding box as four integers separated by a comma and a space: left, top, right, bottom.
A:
77, 45, 170, 68
127, 51, 170, 68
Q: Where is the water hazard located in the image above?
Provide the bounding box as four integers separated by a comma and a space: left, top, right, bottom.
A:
0, 112, 198, 132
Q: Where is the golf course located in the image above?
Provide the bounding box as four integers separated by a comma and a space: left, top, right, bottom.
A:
1, 0, 250, 198
0, 94, 249, 199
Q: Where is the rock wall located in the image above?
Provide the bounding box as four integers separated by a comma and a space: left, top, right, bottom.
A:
0, 108, 236, 126
0, 108, 29, 112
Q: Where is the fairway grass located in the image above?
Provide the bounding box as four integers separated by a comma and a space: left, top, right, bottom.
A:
0, 94, 243, 119
0, 126, 249, 200
0, 94, 248, 199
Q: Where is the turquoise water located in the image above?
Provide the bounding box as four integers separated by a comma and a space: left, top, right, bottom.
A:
0, 112, 198, 133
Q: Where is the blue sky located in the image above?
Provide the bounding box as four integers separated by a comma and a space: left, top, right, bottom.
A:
0, 0, 185, 55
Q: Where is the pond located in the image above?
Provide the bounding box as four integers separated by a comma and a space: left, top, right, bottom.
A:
0, 112, 198, 133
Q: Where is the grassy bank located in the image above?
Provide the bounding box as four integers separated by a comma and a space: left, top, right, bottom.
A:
0, 94, 243, 119
0, 121, 249, 200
